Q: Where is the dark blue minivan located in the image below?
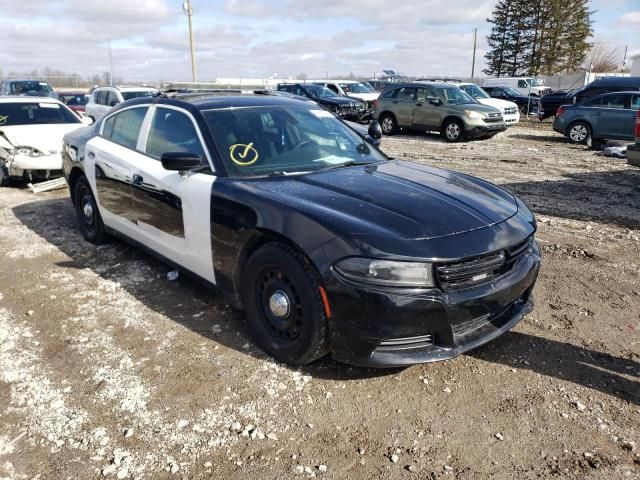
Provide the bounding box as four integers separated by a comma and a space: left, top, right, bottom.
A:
553, 91, 640, 149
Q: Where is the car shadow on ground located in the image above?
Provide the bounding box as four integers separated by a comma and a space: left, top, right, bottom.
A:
501, 169, 640, 229
507, 133, 568, 144
12, 197, 640, 399
12, 197, 398, 381
471, 331, 639, 406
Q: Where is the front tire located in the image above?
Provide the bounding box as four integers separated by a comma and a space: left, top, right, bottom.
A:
379, 113, 398, 135
442, 119, 465, 142
241, 243, 328, 365
74, 176, 107, 244
0, 165, 11, 187
567, 121, 590, 145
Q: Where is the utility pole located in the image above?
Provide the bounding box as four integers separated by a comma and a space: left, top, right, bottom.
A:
622, 45, 628, 72
471, 28, 477, 80
183, 0, 198, 82
108, 39, 114, 86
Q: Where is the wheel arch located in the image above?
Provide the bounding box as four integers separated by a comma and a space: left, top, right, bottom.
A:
441, 115, 464, 131
233, 228, 323, 299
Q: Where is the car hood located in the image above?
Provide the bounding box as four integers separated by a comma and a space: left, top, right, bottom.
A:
319, 96, 362, 106
477, 98, 518, 110
249, 160, 518, 241
0, 124, 84, 153
346, 92, 379, 102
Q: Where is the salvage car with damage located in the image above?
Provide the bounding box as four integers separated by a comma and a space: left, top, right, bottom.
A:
62, 93, 540, 367
0, 96, 90, 186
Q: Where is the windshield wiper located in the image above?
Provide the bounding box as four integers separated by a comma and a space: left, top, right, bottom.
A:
267, 171, 288, 176
324, 160, 372, 171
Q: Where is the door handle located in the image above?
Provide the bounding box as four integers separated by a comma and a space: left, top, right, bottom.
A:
132, 173, 144, 185
87, 151, 95, 159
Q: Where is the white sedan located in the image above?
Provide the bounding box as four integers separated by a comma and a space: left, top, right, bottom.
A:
0, 96, 91, 186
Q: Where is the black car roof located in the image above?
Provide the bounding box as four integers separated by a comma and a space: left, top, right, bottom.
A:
117, 92, 313, 112
590, 76, 640, 86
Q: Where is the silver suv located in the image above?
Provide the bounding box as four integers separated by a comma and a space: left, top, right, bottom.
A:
374, 82, 506, 142
85, 86, 158, 122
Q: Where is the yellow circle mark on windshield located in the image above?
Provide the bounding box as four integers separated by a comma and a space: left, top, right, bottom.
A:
0, 115, 8, 126
229, 142, 259, 166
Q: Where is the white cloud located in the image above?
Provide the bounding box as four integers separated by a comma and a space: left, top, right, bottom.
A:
619, 11, 640, 25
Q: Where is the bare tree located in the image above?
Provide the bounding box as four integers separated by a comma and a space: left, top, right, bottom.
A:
585, 42, 621, 72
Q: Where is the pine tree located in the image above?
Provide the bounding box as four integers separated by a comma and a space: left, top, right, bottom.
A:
484, 0, 592, 76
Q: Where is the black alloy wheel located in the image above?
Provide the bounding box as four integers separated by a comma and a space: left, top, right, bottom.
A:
242, 243, 328, 365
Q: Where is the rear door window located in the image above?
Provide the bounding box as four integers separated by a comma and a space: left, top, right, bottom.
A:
395, 87, 416, 101
103, 107, 148, 150
600, 94, 628, 110
106, 91, 119, 107
517, 80, 528, 88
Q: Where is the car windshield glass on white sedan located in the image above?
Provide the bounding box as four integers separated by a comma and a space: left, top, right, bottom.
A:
121, 90, 157, 101
461, 85, 490, 99
203, 105, 385, 177
0, 102, 80, 126
340, 82, 374, 93
435, 86, 477, 105
304, 85, 337, 98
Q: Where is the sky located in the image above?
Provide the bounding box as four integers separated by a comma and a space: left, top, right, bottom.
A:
0, 0, 637, 82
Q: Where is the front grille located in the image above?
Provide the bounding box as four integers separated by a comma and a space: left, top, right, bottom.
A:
339, 102, 364, 114
485, 112, 503, 123
377, 334, 434, 351
504, 107, 517, 115
436, 237, 533, 291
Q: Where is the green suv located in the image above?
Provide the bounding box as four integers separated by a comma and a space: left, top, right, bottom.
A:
374, 82, 506, 141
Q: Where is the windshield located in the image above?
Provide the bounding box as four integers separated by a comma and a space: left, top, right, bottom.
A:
0, 102, 80, 126
303, 85, 337, 98
203, 105, 386, 177
122, 90, 157, 100
60, 94, 88, 106
10, 81, 53, 95
435, 86, 477, 105
501, 87, 521, 97
459, 84, 490, 99
340, 82, 375, 94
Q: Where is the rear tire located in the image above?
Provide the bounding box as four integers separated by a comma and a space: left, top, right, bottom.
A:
241, 243, 328, 365
567, 121, 591, 145
74, 175, 107, 244
0, 165, 10, 187
442, 119, 465, 142
379, 113, 398, 136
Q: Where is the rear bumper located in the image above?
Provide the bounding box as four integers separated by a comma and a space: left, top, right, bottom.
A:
325, 246, 540, 367
628, 143, 640, 167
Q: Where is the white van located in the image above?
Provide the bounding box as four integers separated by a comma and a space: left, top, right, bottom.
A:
85, 86, 159, 122
482, 77, 551, 97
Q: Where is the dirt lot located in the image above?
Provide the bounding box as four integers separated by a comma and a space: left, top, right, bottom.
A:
0, 120, 638, 480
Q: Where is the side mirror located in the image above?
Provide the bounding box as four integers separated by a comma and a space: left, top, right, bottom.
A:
367, 120, 382, 140
109, 100, 118, 107
428, 97, 442, 106
81, 116, 94, 126
161, 152, 202, 173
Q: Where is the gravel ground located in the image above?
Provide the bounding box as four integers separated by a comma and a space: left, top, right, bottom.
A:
0, 120, 638, 479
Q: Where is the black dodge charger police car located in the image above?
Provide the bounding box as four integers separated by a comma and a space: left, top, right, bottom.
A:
62, 93, 540, 367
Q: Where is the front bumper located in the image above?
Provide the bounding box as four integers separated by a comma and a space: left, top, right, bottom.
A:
325, 249, 540, 367
466, 123, 507, 139
628, 143, 640, 167
11, 153, 63, 171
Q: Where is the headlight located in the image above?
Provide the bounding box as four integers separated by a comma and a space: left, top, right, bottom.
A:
464, 110, 486, 120
15, 147, 44, 157
334, 257, 435, 287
